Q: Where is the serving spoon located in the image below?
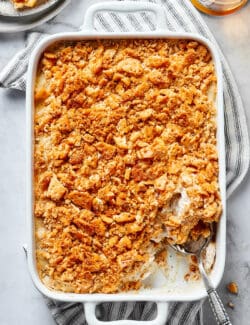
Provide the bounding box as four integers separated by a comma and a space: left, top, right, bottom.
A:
169, 233, 232, 325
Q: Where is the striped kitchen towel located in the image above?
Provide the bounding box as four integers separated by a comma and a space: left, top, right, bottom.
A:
0, 0, 249, 324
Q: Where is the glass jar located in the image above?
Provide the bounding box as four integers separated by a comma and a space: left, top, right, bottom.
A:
190, 0, 248, 15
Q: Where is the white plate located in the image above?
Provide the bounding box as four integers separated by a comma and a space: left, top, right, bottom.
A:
0, 0, 60, 17
0, 0, 70, 32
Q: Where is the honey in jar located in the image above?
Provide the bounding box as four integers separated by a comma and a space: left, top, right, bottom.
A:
190, 0, 248, 15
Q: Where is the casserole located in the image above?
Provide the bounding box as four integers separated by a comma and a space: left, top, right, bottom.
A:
26, 2, 226, 324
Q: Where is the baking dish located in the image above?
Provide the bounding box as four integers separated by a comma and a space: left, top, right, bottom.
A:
26, 2, 226, 324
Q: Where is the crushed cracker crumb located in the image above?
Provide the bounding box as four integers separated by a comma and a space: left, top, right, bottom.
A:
227, 282, 238, 295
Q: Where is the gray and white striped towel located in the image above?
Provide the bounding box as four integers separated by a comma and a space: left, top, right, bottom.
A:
0, 0, 249, 324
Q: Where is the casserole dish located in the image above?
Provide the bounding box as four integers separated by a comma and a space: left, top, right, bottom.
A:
26, 2, 226, 324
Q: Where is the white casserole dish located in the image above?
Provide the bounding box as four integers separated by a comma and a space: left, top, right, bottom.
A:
26, 2, 226, 324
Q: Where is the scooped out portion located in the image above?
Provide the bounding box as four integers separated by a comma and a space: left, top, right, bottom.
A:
34, 39, 222, 294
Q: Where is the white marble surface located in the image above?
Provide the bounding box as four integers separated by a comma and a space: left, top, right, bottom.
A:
0, 1, 250, 324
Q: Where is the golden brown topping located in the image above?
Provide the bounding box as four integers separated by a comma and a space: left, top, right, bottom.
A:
46, 174, 66, 201
117, 58, 143, 76
113, 213, 135, 223
67, 191, 93, 209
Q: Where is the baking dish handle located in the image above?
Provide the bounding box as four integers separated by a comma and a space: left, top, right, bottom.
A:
84, 302, 168, 325
81, 1, 168, 32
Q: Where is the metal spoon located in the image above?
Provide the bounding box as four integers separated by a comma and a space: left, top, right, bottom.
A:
169, 233, 232, 325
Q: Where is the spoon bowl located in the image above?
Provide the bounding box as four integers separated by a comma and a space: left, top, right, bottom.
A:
171, 233, 211, 256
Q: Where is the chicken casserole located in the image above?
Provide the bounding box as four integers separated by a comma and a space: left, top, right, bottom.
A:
34, 39, 222, 294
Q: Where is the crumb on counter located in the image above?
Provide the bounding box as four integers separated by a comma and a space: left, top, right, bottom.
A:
228, 301, 235, 309
227, 282, 238, 295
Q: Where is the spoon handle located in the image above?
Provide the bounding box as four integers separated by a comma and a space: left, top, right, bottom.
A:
198, 258, 232, 325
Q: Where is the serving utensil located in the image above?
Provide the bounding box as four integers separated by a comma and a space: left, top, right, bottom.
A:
169, 232, 232, 325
